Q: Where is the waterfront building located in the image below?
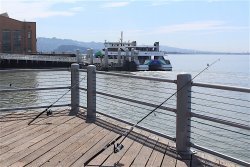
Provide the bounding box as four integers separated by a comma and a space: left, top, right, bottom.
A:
0, 13, 36, 54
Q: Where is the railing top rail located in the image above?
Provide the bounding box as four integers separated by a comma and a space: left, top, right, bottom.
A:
192, 82, 250, 93
89, 70, 175, 83
0, 68, 70, 73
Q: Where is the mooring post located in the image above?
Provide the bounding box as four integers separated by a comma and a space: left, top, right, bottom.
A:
118, 48, 121, 66
69, 63, 79, 116
88, 49, 93, 65
131, 48, 135, 61
125, 48, 129, 61
103, 48, 109, 69
76, 49, 81, 64
176, 73, 192, 159
86, 65, 96, 123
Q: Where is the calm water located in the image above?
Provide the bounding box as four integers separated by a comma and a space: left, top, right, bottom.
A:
0, 54, 249, 162
138, 54, 249, 87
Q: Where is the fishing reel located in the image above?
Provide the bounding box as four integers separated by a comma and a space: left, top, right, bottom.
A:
46, 109, 53, 116
114, 143, 124, 153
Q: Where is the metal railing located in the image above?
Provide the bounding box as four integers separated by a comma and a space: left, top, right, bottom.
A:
79, 65, 250, 166
0, 68, 74, 113
0, 64, 249, 166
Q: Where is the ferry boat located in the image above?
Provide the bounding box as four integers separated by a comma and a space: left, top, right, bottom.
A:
100, 33, 172, 71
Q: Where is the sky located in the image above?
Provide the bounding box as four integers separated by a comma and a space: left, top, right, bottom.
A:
0, 0, 249, 52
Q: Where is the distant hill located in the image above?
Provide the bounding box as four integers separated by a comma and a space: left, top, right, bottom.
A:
37, 37, 103, 53
53, 45, 89, 54
160, 46, 198, 54
37, 37, 202, 54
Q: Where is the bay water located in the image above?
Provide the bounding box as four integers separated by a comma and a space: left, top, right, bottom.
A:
0, 54, 249, 163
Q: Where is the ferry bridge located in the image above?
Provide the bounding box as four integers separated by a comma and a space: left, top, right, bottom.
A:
0, 64, 249, 167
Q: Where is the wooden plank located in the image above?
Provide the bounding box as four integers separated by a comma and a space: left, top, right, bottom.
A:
116, 130, 150, 166
130, 135, 158, 167
161, 148, 189, 167
100, 130, 141, 166
54, 128, 111, 167
0, 113, 48, 138
0, 113, 68, 145
0, 115, 71, 159
25, 123, 96, 167
0, 120, 48, 147
70, 130, 118, 167
0, 117, 82, 167
10, 118, 85, 166
146, 142, 165, 167
40, 125, 102, 167
86, 134, 120, 166
0, 109, 67, 138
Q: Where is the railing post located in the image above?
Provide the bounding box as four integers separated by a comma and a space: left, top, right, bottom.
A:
86, 65, 96, 123
176, 73, 192, 159
69, 63, 79, 116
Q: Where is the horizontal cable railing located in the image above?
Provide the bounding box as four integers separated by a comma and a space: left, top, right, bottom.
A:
79, 70, 177, 140
0, 69, 73, 112
1, 66, 249, 166
190, 84, 250, 165
79, 69, 249, 166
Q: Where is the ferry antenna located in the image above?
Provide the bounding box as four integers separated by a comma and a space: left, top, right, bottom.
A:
83, 58, 220, 166
120, 31, 123, 44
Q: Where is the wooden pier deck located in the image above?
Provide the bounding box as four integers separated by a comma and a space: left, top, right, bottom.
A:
0, 109, 237, 167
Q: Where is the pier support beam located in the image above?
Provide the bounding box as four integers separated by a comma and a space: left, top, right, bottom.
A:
176, 73, 192, 159
69, 63, 79, 115
86, 65, 96, 123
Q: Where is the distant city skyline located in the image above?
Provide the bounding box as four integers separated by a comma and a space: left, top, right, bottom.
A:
0, 0, 249, 53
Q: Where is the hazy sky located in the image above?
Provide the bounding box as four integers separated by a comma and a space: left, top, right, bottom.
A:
0, 0, 249, 52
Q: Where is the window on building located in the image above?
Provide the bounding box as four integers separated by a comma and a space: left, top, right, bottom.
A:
2, 30, 11, 53
27, 31, 31, 38
13, 30, 21, 52
27, 31, 32, 52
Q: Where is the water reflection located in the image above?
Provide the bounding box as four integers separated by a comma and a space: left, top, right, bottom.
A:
0, 72, 38, 108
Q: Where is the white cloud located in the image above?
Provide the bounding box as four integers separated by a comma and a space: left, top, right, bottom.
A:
101, 2, 130, 8
0, 0, 83, 21
153, 21, 249, 34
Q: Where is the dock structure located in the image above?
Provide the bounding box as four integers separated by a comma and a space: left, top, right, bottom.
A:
0, 51, 122, 69
0, 109, 191, 167
0, 65, 249, 167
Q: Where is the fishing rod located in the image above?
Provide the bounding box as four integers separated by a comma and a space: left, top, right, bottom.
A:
28, 76, 85, 125
84, 58, 220, 166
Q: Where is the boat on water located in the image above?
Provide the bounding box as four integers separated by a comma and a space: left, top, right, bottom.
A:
98, 33, 172, 71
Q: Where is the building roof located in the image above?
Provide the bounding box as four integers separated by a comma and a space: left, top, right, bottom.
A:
0, 12, 9, 17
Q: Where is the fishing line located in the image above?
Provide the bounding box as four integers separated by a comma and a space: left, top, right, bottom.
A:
84, 58, 220, 166
28, 75, 86, 125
